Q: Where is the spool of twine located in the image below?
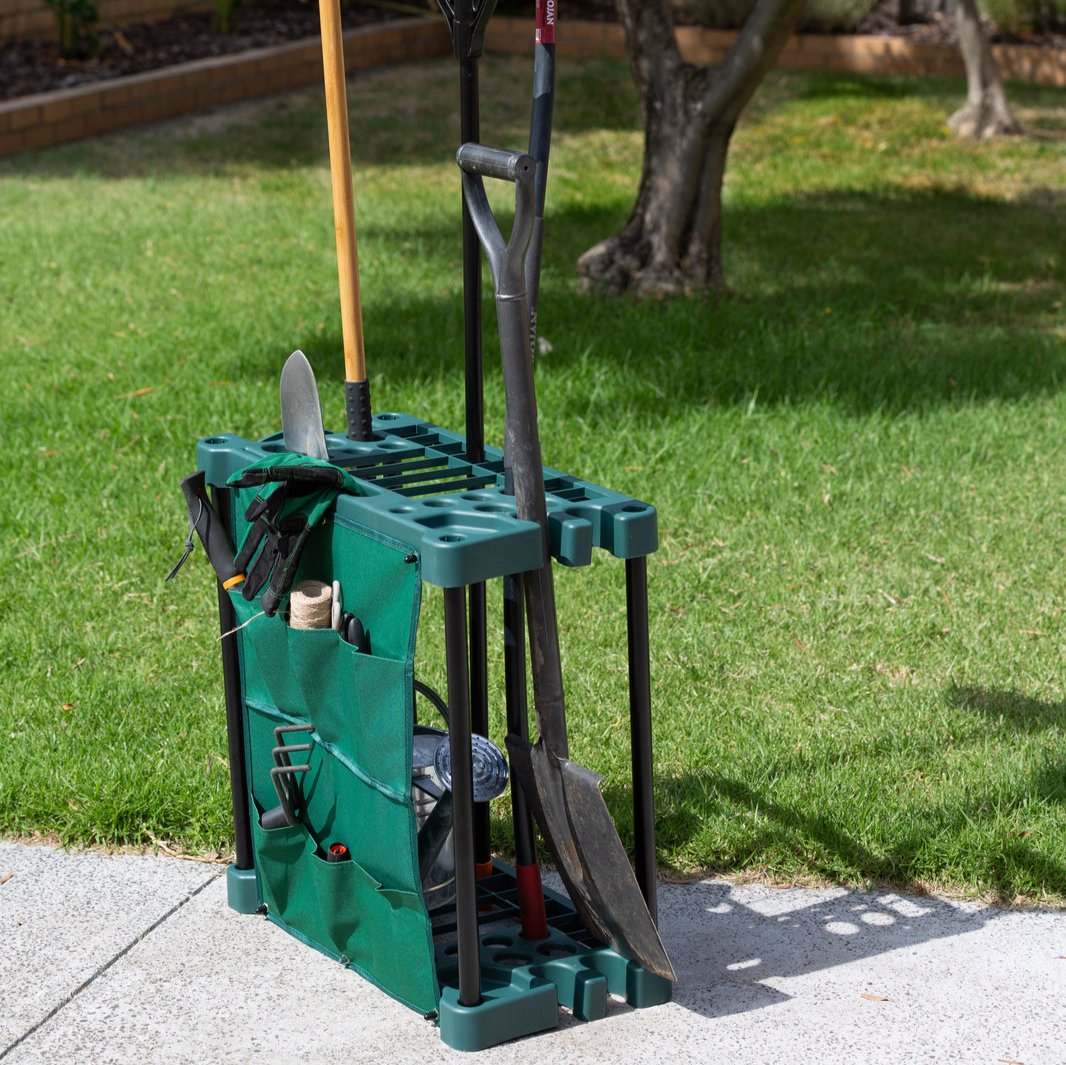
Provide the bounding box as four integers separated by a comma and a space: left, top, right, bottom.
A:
289, 579, 333, 630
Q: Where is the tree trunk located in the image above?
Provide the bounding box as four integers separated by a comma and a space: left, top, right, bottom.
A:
948, 0, 1022, 137
577, 0, 806, 298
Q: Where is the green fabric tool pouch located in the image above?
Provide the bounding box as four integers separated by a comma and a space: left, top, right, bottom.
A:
250, 810, 433, 1009
226, 499, 439, 1016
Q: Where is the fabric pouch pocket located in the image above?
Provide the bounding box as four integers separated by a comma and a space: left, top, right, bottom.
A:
252, 810, 437, 1014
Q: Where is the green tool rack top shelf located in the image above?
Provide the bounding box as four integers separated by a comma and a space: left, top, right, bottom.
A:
197, 411, 658, 585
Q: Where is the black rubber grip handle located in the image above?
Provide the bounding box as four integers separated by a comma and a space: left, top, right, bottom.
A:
345, 378, 373, 441
456, 144, 534, 183
259, 805, 291, 830
180, 470, 243, 587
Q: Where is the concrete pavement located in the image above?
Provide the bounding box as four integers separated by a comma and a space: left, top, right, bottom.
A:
1, 839, 1063, 1063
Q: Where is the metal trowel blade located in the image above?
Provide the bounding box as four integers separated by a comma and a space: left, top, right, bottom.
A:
280, 350, 330, 460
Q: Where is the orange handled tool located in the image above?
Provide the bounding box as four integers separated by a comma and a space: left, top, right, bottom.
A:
319, 0, 371, 439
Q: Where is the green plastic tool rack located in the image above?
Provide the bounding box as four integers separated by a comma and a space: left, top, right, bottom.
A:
201, 414, 671, 1051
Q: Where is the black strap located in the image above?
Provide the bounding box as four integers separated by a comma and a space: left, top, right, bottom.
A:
231, 464, 346, 489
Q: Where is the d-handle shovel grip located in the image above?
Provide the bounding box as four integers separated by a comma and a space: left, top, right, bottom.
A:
456, 145, 535, 300
456, 142, 540, 520
457, 144, 533, 183
179, 471, 244, 590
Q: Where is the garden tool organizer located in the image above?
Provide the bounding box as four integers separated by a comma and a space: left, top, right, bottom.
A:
187, 0, 673, 1053
198, 417, 670, 1050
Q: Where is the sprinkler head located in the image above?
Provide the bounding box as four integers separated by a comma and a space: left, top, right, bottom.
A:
435, 734, 509, 803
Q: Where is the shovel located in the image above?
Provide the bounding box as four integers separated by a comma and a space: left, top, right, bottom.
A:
457, 144, 675, 982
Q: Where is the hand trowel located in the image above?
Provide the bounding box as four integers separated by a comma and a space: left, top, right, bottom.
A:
280, 349, 330, 461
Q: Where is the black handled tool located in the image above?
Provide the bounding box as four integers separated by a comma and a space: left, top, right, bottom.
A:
340, 613, 370, 653
171, 471, 244, 590
525, 0, 556, 344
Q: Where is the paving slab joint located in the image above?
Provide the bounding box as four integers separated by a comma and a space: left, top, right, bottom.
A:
0, 868, 223, 1063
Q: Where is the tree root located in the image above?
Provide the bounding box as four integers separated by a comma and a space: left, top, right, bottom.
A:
948, 97, 1024, 138
577, 234, 728, 300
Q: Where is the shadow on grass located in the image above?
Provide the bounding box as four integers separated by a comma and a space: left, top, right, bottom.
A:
248, 184, 1066, 420
6, 62, 1063, 181
0, 56, 644, 180
640, 773, 934, 895
949, 687, 1065, 873
6, 65, 1059, 421
601, 766, 1066, 906
9, 55, 1062, 181
949, 685, 1066, 738
797, 74, 916, 101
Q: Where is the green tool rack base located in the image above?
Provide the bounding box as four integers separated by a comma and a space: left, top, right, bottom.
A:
433, 863, 672, 1051
226, 865, 259, 915
438, 983, 559, 1052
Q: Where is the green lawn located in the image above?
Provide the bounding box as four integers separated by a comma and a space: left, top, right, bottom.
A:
1, 58, 1063, 904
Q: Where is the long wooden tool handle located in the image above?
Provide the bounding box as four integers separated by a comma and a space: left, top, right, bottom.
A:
319, 0, 371, 439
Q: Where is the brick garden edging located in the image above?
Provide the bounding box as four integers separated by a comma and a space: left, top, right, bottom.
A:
1, 17, 1062, 160
487, 18, 1065, 87
0, 18, 451, 159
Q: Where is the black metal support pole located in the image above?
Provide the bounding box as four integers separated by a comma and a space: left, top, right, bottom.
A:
460, 55, 483, 463
469, 583, 491, 871
444, 585, 481, 1007
625, 555, 658, 923
458, 32, 492, 875
213, 487, 253, 871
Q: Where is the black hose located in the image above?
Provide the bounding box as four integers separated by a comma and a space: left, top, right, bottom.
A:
414, 678, 450, 727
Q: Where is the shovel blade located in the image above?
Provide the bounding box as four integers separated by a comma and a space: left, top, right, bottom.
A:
280, 350, 330, 461
506, 734, 675, 982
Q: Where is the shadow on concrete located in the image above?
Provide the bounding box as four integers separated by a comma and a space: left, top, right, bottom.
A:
654, 875, 991, 1020
591, 767, 1015, 1022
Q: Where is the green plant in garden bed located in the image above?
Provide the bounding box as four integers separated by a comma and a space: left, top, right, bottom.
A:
214, 0, 242, 34
43, 0, 98, 59
0, 60, 1063, 901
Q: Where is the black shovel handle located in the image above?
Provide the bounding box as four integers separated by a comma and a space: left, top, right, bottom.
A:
456, 143, 568, 758
527, 0, 556, 331
437, 0, 498, 60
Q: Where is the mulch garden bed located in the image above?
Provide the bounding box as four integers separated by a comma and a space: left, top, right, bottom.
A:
0, 0, 397, 101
